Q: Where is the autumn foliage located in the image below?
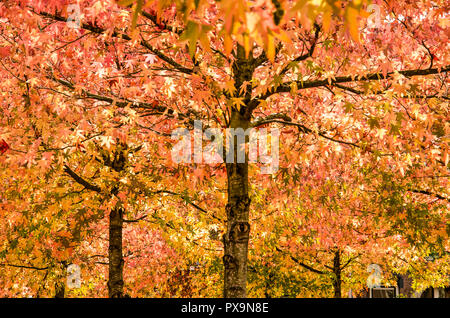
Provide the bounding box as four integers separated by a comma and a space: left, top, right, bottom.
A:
0, 0, 448, 298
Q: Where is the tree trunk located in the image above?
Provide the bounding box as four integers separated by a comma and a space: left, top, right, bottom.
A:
106, 146, 127, 298
54, 281, 65, 298
223, 110, 251, 298
108, 206, 124, 298
222, 44, 255, 298
332, 250, 342, 298
54, 262, 67, 298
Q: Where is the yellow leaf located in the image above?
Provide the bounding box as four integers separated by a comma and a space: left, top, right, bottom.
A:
231, 97, 245, 111
243, 34, 251, 58
199, 25, 212, 53
225, 79, 236, 96
346, 6, 360, 43
246, 12, 259, 33
224, 33, 233, 56
443, 150, 448, 166
180, 21, 200, 57
275, 29, 292, 45
290, 81, 298, 95
131, 0, 143, 30
360, 9, 372, 19
293, 0, 308, 11
322, 9, 332, 33
118, 0, 135, 6
266, 33, 275, 62
258, 99, 267, 109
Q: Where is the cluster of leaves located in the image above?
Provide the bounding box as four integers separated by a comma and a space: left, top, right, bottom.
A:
0, 0, 448, 297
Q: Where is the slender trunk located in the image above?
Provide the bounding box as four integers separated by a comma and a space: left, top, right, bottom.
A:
223, 111, 251, 298
54, 262, 66, 298
223, 44, 255, 298
264, 273, 274, 298
54, 281, 65, 298
332, 250, 342, 298
106, 146, 127, 298
108, 206, 124, 297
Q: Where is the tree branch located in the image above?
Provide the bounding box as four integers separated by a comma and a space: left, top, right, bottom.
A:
123, 215, 148, 223
63, 164, 102, 193
33, 9, 193, 75
0, 263, 49, 271
260, 119, 362, 149
334, 83, 449, 100
259, 65, 450, 100
47, 74, 188, 119
253, 42, 284, 68
278, 23, 320, 77
340, 254, 360, 271
275, 247, 326, 275
129, 178, 223, 222
407, 189, 450, 202
151, 190, 223, 222
140, 10, 183, 35
251, 113, 292, 127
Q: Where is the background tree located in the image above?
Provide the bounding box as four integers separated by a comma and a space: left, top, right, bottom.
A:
0, 0, 448, 298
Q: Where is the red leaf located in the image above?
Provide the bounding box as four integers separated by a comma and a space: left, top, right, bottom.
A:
108, 79, 119, 88
0, 139, 9, 154
0, 46, 11, 58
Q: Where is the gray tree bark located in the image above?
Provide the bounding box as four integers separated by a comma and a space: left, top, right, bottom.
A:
332, 250, 342, 298
223, 45, 255, 298
108, 206, 124, 297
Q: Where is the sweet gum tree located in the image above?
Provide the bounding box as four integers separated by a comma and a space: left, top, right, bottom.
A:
0, 0, 448, 297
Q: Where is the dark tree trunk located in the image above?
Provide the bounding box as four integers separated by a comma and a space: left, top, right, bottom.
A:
53, 262, 67, 298
222, 44, 256, 298
223, 111, 251, 298
54, 281, 65, 298
106, 146, 127, 298
332, 250, 342, 298
63, 145, 127, 297
108, 206, 124, 298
